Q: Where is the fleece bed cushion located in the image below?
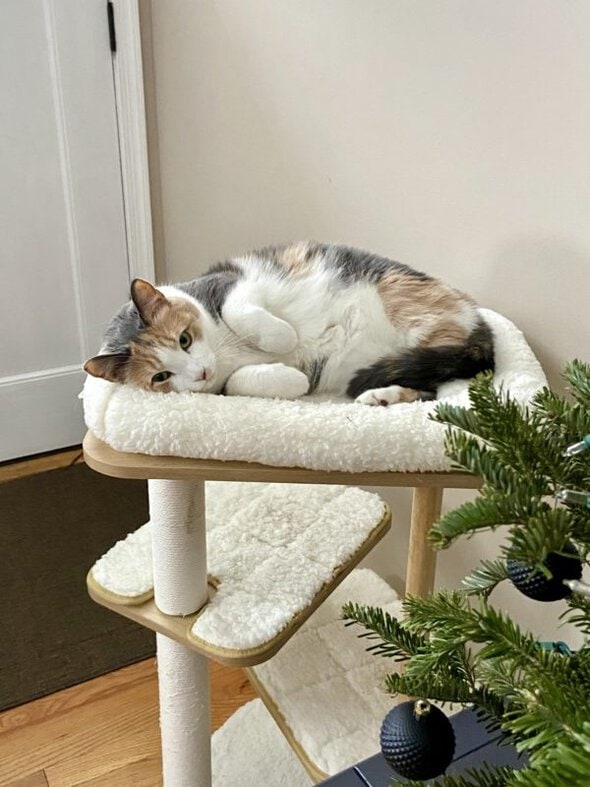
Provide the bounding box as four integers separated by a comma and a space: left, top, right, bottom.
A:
249, 568, 406, 779
211, 699, 313, 787
89, 482, 389, 654
82, 309, 547, 473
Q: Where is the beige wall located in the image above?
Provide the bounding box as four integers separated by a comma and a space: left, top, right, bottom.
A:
145, 1, 590, 641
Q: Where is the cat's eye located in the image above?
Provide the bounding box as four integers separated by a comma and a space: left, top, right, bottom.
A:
179, 331, 192, 350
152, 371, 172, 384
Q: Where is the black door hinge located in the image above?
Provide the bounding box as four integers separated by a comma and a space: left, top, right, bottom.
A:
107, 2, 117, 53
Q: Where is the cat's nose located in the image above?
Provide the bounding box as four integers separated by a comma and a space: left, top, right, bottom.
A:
194, 368, 207, 382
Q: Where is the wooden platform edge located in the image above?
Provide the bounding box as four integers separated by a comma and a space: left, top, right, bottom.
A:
245, 666, 329, 783
86, 571, 155, 607
83, 431, 481, 488
87, 505, 391, 668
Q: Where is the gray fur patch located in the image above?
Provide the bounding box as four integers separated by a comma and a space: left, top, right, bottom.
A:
316, 243, 430, 285
178, 262, 242, 320
102, 301, 144, 352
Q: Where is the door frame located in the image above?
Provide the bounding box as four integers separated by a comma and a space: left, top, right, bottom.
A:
111, 0, 155, 282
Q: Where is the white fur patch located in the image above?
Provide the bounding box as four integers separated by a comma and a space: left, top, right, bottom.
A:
156, 343, 216, 393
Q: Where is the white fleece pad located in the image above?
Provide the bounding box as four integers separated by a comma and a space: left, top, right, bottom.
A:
82, 309, 547, 473
251, 568, 404, 778
212, 699, 313, 787
90, 482, 388, 651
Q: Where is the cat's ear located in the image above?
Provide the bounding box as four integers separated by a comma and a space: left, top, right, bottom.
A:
84, 353, 129, 383
131, 278, 168, 325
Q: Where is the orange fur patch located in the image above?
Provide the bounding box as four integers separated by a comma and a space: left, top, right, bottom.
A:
276, 242, 314, 277
395, 387, 428, 403
424, 321, 470, 347
377, 272, 474, 341
124, 297, 202, 391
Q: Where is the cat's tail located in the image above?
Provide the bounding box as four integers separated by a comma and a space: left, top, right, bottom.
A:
347, 317, 495, 398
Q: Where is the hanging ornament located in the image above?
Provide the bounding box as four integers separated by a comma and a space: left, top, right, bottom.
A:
507, 542, 582, 601
380, 699, 455, 780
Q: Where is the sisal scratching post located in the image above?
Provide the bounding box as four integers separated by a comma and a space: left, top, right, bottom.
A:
405, 486, 443, 598
157, 634, 211, 787
149, 479, 211, 786
149, 479, 208, 614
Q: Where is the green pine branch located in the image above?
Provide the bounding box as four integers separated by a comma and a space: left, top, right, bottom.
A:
565, 359, 590, 408
562, 597, 590, 637
429, 495, 528, 550
502, 508, 577, 567
384, 671, 473, 706
344, 361, 590, 785
462, 560, 509, 597
341, 602, 426, 660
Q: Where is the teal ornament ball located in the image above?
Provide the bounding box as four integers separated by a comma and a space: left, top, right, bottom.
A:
380, 699, 455, 780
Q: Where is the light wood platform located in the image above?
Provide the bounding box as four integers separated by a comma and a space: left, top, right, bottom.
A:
83, 432, 480, 488
83, 431, 481, 600
87, 505, 391, 667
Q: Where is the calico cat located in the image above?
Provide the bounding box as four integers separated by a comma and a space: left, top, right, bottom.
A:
84, 242, 494, 405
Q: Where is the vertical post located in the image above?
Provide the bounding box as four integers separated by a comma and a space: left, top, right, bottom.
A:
405, 486, 443, 598
149, 479, 211, 787
157, 633, 211, 787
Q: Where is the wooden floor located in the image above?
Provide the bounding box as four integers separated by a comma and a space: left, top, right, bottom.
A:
0, 448, 257, 787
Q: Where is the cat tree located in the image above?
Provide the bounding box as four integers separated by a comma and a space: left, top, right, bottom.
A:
82, 309, 546, 785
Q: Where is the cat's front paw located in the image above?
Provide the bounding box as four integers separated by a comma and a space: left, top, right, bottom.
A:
267, 365, 309, 399
225, 363, 309, 399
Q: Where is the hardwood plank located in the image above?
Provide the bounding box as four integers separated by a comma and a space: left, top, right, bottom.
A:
0, 666, 160, 787
209, 661, 257, 731
0, 447, 83, 484
57, 758, 159, 787
83, 432, 481, 488
4, 772, 48, 787
0, 660, 156, 735
0, 659, 256, 787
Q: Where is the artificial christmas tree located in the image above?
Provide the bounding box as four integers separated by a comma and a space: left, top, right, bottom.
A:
344, 361, 590, 786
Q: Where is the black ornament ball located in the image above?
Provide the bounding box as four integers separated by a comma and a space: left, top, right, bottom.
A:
380, 700, 455, 780
507, 543, 582, 602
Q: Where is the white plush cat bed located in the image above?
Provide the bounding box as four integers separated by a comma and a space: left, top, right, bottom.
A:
82, 309, 546, 472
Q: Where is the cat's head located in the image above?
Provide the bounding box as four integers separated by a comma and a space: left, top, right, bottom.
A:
84, 279, 217, 393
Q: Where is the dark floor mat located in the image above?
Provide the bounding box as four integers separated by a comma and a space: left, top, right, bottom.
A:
0, 462, 155, 711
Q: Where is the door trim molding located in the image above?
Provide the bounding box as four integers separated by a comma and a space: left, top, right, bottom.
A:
0, 364, 83, 388
111, 0, 155, 282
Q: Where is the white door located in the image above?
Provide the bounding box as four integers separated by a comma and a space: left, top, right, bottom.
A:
0, 0, 132, 461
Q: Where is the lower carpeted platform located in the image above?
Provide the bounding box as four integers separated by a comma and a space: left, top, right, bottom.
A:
212, 699, 313, 786
0, 462, 155, 712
